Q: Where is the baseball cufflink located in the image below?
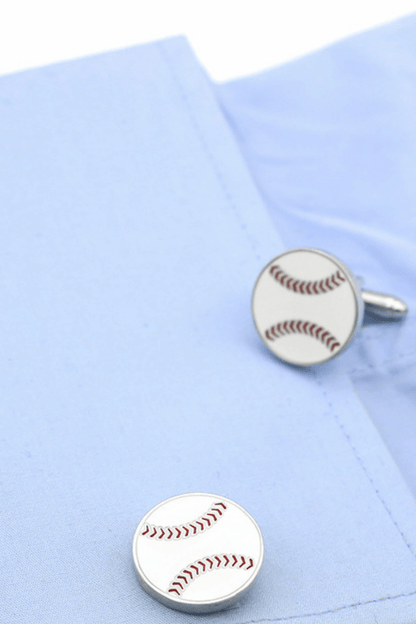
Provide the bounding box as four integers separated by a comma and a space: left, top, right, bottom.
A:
133, 493, 264, 614
252, 248, 407, 367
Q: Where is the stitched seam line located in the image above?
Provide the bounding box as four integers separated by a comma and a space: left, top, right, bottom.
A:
265, 320, 341, 352
347, 349, 416, 376
157, 41, 259, 257
269, 265, 346, 294
156, 39, 416, 622
316, 375, 416, 559
140, 501, 227, 540
235, 588, 416, 623
168, 553, 254, 596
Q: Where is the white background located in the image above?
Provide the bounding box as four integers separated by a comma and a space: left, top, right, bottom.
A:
1, 1, 416, 81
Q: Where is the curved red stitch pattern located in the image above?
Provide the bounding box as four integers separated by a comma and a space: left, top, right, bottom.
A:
265, 320, 341, 352
167, 554, 255, 596
140, 501, 227, 541
269, 264, 346, 294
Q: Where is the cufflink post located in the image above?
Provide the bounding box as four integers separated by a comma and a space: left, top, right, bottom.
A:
361, 289, 408, 319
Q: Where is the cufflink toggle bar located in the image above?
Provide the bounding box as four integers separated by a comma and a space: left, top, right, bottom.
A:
361, 289, 407, 319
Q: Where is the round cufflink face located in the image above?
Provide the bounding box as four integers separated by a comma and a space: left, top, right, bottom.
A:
132, 493, 264, 614
252, 248, 364, 366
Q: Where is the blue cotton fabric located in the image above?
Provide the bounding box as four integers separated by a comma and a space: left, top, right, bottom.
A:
1, 24, 416, 624
217, 13, 416, 499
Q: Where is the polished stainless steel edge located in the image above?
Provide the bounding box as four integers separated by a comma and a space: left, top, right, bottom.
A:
252, 247, 363, 367
132, 493, 264, 614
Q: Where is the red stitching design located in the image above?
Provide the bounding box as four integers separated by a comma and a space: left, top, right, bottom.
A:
269, 265, 346, 294
141, 501, 227, 541
168, 554, 255, 596
264, 320, 341, 352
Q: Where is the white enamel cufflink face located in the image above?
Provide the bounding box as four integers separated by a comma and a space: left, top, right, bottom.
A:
252, 248, 407, 366
132, 493, 264, 614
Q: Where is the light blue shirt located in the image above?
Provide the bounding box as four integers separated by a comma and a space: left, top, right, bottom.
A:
217, 13, 416, 499
1, 17, 416, 624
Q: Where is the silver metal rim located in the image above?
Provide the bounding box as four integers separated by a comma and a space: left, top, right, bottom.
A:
252, 248, 364, 366
132, 492, 264, 613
